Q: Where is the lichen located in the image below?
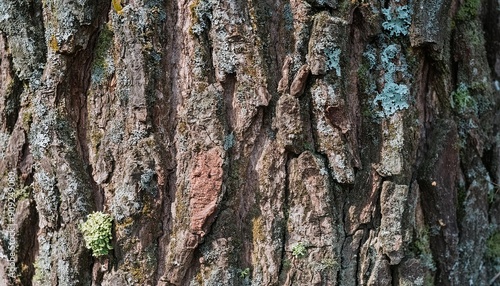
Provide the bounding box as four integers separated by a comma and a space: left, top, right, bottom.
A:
223, 133, 235, 150
325, 47, 341, 76
291, 242, 307, 258
283, 3, 293, 31
252, 217, 265, 243
79, 211, 113, 257
373, 44, 410, 117
190, 0, 213, 36
112, 0, 123, 14
108, 120, 124, 143
413, 227, 437, 271
128, 128, 148, 145
450, 82, 477, 114
382, 5, 412, 37
139, 168, 157, 195
0, 132, 9, 160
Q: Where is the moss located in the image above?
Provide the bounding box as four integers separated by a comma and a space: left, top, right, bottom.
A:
412, 227, 437, 271
320, 258, 339, 270
455, 0, 480, 22
130, 264, 146, 282
423, 273, 435, 286
91, 25, 114, 84
282, 259, 291, 270
487, 231, 500, 258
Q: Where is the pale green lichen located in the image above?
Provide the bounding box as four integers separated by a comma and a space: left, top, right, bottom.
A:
291, 242, 307, 258
79, 212, 113, 257
450, 83, 477, 114
238, 268, 250, 278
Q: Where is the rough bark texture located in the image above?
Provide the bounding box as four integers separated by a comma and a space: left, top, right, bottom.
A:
0, 0, 499, 285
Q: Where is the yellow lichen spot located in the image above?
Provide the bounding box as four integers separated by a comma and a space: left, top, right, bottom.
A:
112, 0, 123, 14
196, 271, 203, 284
252, 217, 265, 243
22, 111, 32, 129
50, 35, 58, 51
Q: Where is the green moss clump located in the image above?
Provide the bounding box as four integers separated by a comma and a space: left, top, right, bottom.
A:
79, 211, 113, 257
487, 231, 500, 258
456, 0, 480, 22
91, 25, 114, 84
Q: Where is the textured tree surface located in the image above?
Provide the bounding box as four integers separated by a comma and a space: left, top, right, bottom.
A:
0, 0, 499, 285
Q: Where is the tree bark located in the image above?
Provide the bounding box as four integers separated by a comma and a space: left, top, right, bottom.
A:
0, 0, 499, 285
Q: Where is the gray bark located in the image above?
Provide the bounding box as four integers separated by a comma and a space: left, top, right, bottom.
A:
0, 0, 499, 285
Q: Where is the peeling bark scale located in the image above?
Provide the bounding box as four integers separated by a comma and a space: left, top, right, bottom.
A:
0, 0, 499, 285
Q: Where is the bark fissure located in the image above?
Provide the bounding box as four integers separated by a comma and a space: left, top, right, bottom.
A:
0, 0, 499, 284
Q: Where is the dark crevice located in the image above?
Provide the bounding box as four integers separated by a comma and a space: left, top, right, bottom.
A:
222, 73, 237, 133
58, 0, 110, 216
54, 2, 111, 284
483, 0, 500, 79
5, 76, 22, 133
353, 228, 365, 286
18, 197, 39, 286
277, 151, 292, 282
155, 0, 180, 281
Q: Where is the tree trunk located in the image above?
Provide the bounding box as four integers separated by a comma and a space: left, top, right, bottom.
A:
0, 0, 499, 285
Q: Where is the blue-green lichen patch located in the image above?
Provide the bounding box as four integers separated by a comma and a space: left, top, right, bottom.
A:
382, 5, 412, 37
364, 43, 411, 117
307, 12, 348, 76
325, 47, 341, 76
139, 168, 158, 195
